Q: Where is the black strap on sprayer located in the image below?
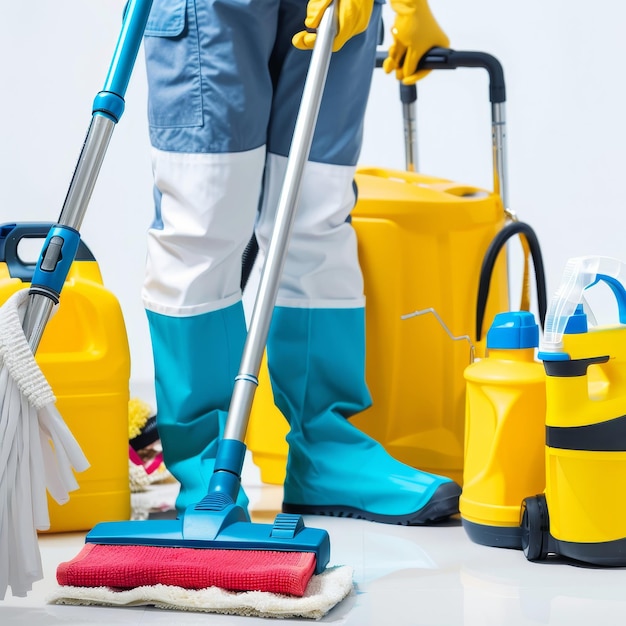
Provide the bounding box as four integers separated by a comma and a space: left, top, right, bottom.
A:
476, 221, 548, 342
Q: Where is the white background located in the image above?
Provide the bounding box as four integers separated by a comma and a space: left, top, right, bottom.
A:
1, 0, 625, 393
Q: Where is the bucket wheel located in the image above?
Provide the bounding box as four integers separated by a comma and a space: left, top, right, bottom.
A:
520, 494, 550, 562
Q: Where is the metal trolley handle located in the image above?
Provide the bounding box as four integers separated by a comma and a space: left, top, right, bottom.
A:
376, 47, 509, 216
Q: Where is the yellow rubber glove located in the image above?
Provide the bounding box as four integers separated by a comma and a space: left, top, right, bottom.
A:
383, 0, 449, 84
292, 0, 375, 53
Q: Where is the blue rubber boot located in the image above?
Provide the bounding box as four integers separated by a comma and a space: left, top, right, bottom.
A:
147, 303, 250, 517
267, 307, 461, 525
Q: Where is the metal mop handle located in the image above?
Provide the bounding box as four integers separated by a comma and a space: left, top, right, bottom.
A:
22, 0, 153, 352
224, 3, 338, 442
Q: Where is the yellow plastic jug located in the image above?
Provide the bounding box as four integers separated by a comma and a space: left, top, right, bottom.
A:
461, 311, 546, 548
0, 223, 131, 532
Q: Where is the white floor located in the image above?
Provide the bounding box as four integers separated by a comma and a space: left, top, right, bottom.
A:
3, 462, 626, 626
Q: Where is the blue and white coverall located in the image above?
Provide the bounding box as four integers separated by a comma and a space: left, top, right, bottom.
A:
142, 0, 459, 524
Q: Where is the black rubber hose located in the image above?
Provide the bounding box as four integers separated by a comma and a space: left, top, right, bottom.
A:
476, 221, 547, 341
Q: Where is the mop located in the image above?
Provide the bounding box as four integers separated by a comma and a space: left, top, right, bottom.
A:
0, 1, 152, 598
0, 0, 156, 600
0, 290, 89, 599
49, 567, 354, 619
48, 0, 354, 618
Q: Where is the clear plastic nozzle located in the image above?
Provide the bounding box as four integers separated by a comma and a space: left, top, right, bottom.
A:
541, 256, 626, 352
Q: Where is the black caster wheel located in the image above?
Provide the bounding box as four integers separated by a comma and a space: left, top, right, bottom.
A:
520, 494, 550, 562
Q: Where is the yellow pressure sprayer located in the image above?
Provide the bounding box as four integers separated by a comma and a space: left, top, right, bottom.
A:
522, 256, 626, 565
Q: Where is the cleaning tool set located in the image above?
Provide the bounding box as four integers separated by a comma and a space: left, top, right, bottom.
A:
459, 253, 626, 567
53, 0, 353, 614
247, 47, 546, 489
521, 256, 626, 566
128, 397, 169, 494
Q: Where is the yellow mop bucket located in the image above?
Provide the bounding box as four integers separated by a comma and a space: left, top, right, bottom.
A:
522, 256, 626, 565
0, 222, 131, 532
348, 169, 508, 485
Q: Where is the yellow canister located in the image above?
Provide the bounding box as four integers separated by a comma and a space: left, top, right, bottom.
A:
461, 311, 546, 548
0, 223, 131, 532
538, 307, 626, 563
521, 257, 626, 565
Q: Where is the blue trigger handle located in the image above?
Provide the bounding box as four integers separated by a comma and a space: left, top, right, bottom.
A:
589, 274, 626, 325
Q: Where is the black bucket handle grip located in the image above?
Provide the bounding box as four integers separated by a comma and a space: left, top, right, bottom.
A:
375, 47, 506, 104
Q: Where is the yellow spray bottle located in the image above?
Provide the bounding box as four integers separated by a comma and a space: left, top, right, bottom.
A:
522, 256, 626, 565
461, 310, 546, 549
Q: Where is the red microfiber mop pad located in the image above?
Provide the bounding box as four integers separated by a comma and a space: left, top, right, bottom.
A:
57, 544, 317, 597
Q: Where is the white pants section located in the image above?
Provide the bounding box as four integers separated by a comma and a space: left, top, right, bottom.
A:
255, 153, 365, 309
142, 147, 265, 316
142, 148, 365, 316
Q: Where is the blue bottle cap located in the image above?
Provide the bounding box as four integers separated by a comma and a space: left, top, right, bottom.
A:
563, 303, 588, 334
486, 311, 539, 349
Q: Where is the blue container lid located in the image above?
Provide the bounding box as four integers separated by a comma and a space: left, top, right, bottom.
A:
564, 303, 588, 334
487, 311, 539, 349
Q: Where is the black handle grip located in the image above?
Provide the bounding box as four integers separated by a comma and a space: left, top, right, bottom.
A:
375, 47, 506, 104
0, 222, 95, 282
